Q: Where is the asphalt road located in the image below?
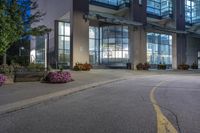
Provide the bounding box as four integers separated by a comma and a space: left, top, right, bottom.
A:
0, 74, 199, 133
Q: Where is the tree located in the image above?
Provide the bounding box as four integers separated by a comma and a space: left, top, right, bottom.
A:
0, 0, 50, 56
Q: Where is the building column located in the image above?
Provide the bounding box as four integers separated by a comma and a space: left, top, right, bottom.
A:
129, 0, 147, 69
172, 33, 177, 69
129, 26, 147, 69
175, 0, 186, 67
70, 0, 89, 68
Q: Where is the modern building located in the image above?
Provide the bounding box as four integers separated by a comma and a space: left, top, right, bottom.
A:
30, 0, 200, 69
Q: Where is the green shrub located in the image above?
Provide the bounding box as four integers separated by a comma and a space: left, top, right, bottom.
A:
27, 63, 45, 72
0, 64, 14, 75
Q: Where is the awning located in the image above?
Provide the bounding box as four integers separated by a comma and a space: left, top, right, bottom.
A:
87, 11, 143, 26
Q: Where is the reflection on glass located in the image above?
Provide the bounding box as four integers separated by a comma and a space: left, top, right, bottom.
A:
185, 0, 200, 24
147, 33, 172, 68
147, 0, 172, 16
90, 0, 129, 6
101, 25, 129, 65
58, 22, 70, 66
89, 26, 99, 65
35, 36, 45, 64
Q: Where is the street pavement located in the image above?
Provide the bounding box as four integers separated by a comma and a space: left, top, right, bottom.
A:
0, 72, 199, 133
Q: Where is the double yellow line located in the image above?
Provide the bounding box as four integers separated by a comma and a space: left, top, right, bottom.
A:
150, 81, 178, 133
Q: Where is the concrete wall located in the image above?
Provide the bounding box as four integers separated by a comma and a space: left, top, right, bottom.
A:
70, 0, 89, 67
186, 36, 200, 65
129, 27, 147, 69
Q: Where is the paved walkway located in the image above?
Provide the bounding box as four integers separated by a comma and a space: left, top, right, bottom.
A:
0, 69, 199, 109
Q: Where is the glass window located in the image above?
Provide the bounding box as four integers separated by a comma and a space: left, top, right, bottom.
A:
147, 33, 172, 69
89, 26, 99, 65
147, 0, 172, 17
58, 21, 70, 66
35, 36, 45, 64
185, 0, 200, 24
90, 0, 129, 6
100, 25, 129, 65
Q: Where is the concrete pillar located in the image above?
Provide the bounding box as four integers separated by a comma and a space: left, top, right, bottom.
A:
129, 26, 147, 69
129, 0, 147, 70
172, 33, 177, 69
176, 34, 187, 65
70, 0, 89, 68
175, 0, 186, 66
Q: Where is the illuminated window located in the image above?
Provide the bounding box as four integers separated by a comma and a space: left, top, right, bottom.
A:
89, 26, 99, 64
100, 25, 129, 64
58, 22, 70, 67
147, 0, 172, 17
185, 0, 200, 24
90, 0, 129, 6
147, 33, 172, 68
35, 36, 45, 64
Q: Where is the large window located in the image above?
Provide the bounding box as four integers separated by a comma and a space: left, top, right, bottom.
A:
147, 0, 172, 17
100, 25, 129, 65
35, 36, 45, 64
185, 0, 200, 24
89, 26, 99, 65
58, 22, 70, 68
147, 33, 172, 68
90, 0, 128, 6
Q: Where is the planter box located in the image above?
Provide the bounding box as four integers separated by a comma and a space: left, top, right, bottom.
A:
5, 75, 14, 84
14, 72, 44, 82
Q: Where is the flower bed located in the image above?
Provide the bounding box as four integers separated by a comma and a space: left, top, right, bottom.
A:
136, 62, 150, 70
178, 64, 190, 70
73, 63, 92, 71
0, 74, 6, 86
45, 71, 73, 83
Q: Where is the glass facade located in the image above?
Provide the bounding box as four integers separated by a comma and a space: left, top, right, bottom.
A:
147, 0, 172, 17
90, 0, 129, 7
185, 0, 200, 24
100, 26, 129, 65
147, 33, 172, 68
89, 25, 129, 66
89, 26, 99, 64
58, 22, 70, 67
35, 36, 45, 64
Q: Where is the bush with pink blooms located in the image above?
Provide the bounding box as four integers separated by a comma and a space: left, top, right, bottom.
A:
0, 74, 6, 86
45, 71, 73, 83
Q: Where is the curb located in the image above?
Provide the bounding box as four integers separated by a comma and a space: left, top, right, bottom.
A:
0, 78, 125, 115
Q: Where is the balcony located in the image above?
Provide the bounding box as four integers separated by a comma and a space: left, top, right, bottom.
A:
89, 0, 130, 10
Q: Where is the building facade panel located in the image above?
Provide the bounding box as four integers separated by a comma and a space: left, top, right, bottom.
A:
30, 0, 200, 69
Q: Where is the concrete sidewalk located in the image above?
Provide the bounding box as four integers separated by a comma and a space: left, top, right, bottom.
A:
0, 69, 199, 114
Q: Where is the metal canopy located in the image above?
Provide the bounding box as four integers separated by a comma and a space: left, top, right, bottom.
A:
87, 11, 143, 26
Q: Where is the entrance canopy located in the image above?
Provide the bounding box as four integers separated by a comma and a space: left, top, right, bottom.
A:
87, 11, 143, 26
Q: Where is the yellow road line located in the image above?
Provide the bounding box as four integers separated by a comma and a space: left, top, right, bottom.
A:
150, 81, 178, 133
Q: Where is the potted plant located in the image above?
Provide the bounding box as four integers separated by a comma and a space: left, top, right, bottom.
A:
158, 63, 167, 70
191, 62, 198, 69
178, 64, 190, 70
136, 63, 144, 70
143, 62, 150, 70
